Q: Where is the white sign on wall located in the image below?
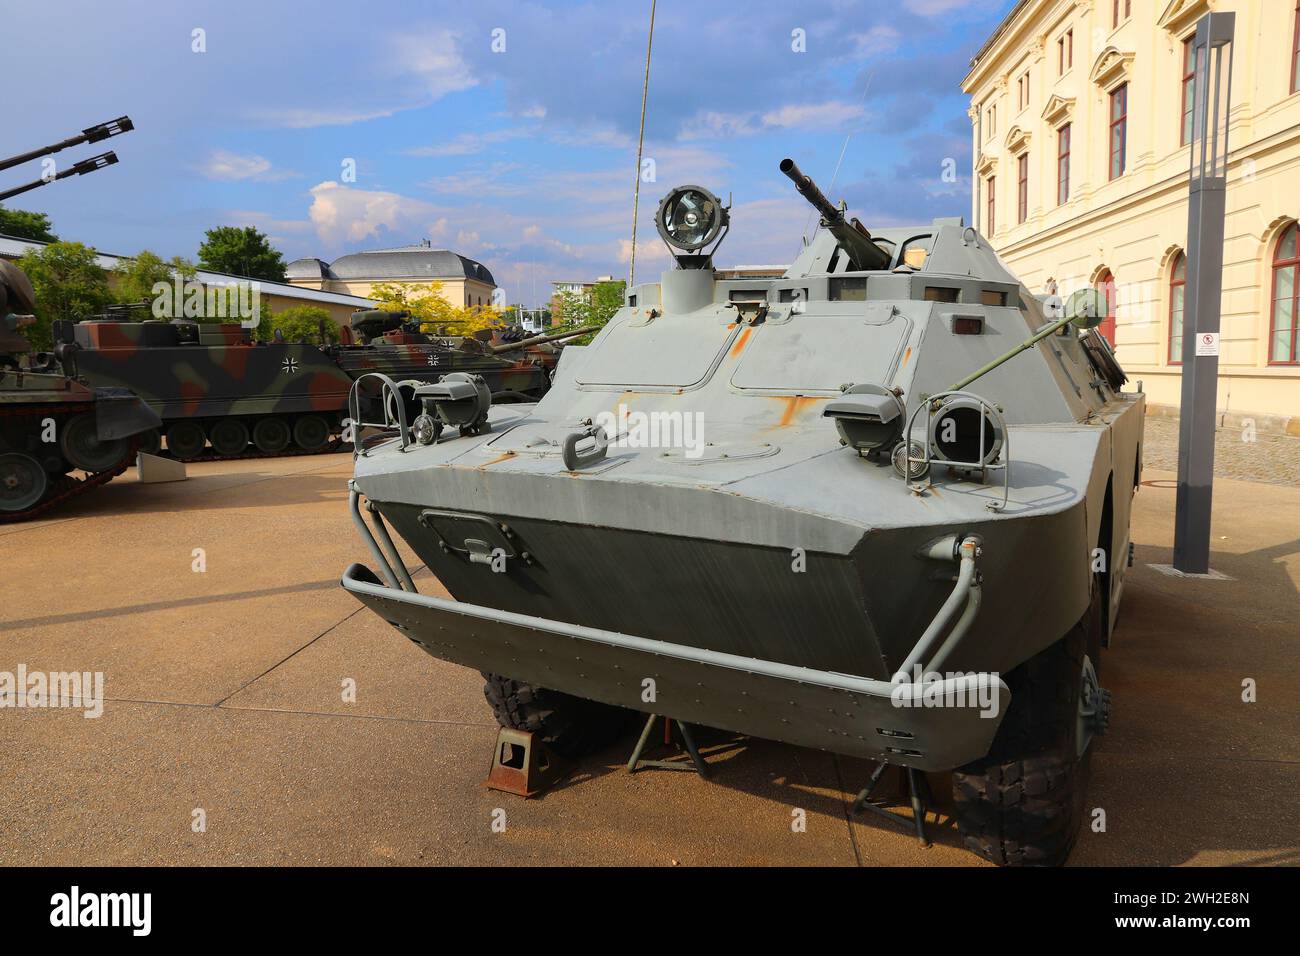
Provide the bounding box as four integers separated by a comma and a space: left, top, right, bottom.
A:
1195, 331, 1221, 357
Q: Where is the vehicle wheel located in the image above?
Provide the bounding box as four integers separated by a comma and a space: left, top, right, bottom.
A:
481, 673, 634, 759
252, 417, 291, 454
292, 414, 330, 451
138, 428, 162, 457
208, 418, 249, 458
951, 585, 1111, 866
59, 413, 128, 473
0, 452, 48, 514
165, 421, 207, 460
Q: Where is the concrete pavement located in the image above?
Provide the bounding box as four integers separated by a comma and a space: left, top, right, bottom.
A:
1, 450, 1296, 866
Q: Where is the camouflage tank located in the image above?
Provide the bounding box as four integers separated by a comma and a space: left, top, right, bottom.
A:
1, 262, 159, 521
342, 161, 1142, 865
58, 307, 357, 460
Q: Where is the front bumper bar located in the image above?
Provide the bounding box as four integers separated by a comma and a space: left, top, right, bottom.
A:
341, 562, 1010, 771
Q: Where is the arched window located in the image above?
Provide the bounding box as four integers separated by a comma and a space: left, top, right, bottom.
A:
1094, 268, 1117, 347
1271, 222, 1299, 365
1169, 251, 1186, 365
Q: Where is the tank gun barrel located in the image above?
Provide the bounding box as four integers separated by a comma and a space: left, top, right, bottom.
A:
779, 157, 891, 272
0, 116, 134, 174
485, 326, 598, 354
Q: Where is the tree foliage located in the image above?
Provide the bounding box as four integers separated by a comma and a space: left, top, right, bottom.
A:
552, 279, 625, 342
0, 204, 57, 242
111, 250, 198, 314
15, 242, 111, 351
197, 225, 287, 282
255, 304, 338, 345
369, 281, 501, 335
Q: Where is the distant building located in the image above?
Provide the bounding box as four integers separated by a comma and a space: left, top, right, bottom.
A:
0, 234, 373, 327
287, 240, 497, 309
962, 0, 1300, 420
550, 275, 617, 303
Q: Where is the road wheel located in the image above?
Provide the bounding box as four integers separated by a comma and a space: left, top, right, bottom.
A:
292, 414, 330, 451
482, 673, 633, 759
59, 413, 128, 473
138, 428, 162, 457
208, 418, 249, 458
0, 452, 48, 514
252, 417, 291, 454
951, 585, 1111, 866
165, 422, 206, 460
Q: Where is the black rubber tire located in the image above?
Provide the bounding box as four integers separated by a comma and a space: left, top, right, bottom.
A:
209, 418, 249, 458
481, 673, 633, 759
59, 413, 128, 473
0, 451, 48, 513
138, 428, 162, 457
951, 591, 1097, 867
293, 414, 330, 451
252, 416, 291, 454
165, 421, 206, 460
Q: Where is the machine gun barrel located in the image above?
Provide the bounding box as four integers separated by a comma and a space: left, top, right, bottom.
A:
779, 157, 892, 272
485, 326, 599, 354
0, 151, 119, 202
0, 116, 134, 173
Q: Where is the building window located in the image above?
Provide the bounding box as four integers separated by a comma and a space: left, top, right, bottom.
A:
1181, 38, 1196, 146
1017, 154, 1029, 224
1271, 222, 1300, 365
1109, 84, 1128, 180
986, 104, 997, 137
1169, 251, 1186, 365
1058, 123, 1071, 204
1292, 2, 1300, 94
1058, 29, 1073, 74
1017, 72, 1030, 109
986, 176, 996, 235
1112, 0, 1130, 29
1095, 268, 1118, 346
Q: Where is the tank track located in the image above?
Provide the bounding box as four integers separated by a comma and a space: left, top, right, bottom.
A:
0, 403, 138, 524
149, 435, 350, 464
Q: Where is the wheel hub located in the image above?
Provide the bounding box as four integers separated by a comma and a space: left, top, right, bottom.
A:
1077, 655, 1112, 756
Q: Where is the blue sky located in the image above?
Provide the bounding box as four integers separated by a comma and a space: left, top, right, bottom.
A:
4, 0, 1013, 306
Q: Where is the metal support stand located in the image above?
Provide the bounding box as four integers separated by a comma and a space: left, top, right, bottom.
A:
626, 713, 709, 776
850, 763, 932, 847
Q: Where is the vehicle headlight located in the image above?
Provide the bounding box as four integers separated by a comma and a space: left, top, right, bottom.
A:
411, 413, 441, 446
928, 398, 1003, 467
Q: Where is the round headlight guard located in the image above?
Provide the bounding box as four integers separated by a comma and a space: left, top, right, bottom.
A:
655, 185, 728, 253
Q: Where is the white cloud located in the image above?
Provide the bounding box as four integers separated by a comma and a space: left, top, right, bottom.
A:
307, 181, 441, 245
406, 127, 532, 157
904, 0, 999, 15
680, 102, 866, 140
199, 150, 297, 182
390, 29, 477, 99
849, 25, 902, 57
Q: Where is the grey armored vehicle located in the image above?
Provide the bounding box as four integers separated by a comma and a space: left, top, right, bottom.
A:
340, 160, 1143, 865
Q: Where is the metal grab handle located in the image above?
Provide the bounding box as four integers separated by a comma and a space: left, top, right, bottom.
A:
348, 484, 416, 593
562, 424, 609, 471
347, 371, 412, 456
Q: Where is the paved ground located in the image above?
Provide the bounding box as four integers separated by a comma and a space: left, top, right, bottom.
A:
1142, 415, 1300, 485
1, 438, 1297, 866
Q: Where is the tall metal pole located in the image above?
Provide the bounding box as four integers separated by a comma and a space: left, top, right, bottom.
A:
627, 0, 656, 289
1173, 12, 1235, 574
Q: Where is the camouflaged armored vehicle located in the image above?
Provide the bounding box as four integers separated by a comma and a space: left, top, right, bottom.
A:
339, 160, 1143, 866
59, 309, 356, 460
2, 263, 159, 521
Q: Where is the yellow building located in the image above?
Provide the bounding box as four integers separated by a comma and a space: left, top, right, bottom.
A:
287, 240, 497, 308
963, 0, 1300, 422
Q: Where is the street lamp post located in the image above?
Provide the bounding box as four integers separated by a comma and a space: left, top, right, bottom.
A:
1173, 11, 1235, 575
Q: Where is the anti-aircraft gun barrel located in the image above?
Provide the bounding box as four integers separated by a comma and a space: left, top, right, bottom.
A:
485, 326, 599, 354
0, 152, 120, 203
0, 116, 134, 173
779, 157, 892, 272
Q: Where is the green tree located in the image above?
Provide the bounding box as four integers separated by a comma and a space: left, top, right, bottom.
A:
15, 242, 111, 350
0, 204, 57, 242
370, 281, 502, 335
197, 225, 287, 282
111, 250, 198, 314
553, 279, 625, 342
256, 304, 338, 345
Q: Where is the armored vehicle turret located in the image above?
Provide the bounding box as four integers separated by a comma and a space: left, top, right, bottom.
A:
338, 160, 1144, 866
